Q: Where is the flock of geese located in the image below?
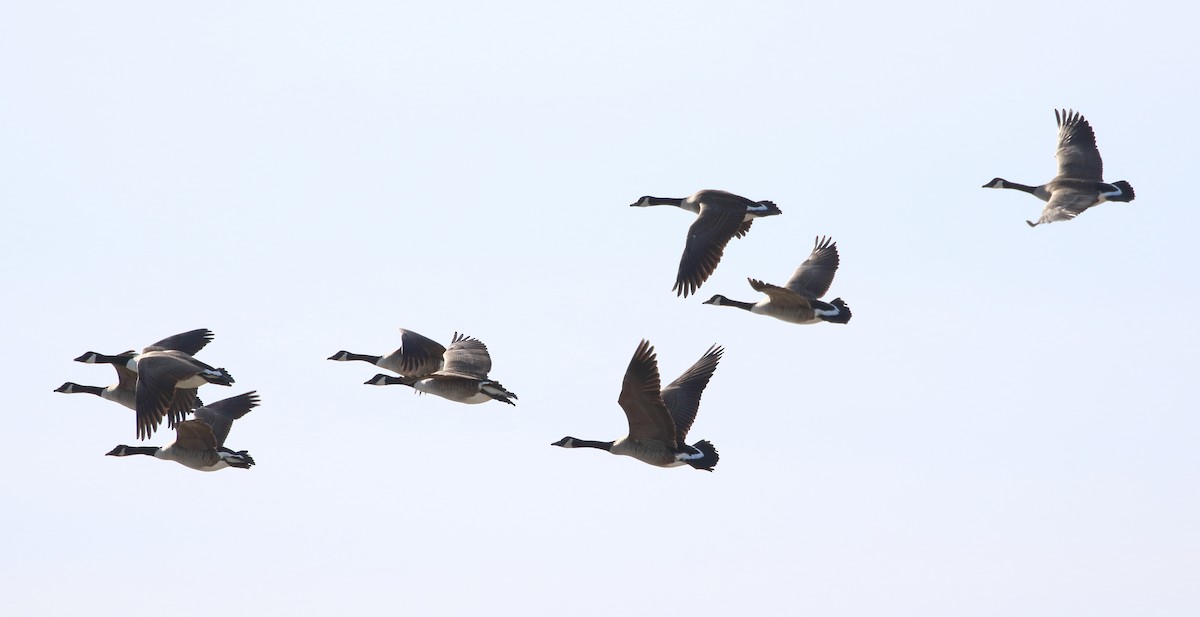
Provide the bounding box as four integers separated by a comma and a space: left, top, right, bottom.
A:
55, 108, 1134, 473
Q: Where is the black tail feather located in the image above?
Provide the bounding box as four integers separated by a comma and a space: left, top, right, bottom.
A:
824, 298, 852, 324
685, 440, 719, 471
1111, 180, 1135, 202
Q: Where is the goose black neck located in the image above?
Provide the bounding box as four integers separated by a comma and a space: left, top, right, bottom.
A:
574, 439, 614, 451
719, 297, 757, 311
120, 446, 159, 456
1004, 181, 1038, 194
646, 196, 684, 207
346, 353, 383, 364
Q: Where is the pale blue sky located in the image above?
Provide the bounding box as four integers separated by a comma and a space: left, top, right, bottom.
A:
2, 1, 1197, 615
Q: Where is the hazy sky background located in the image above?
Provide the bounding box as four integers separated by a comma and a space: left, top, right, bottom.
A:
3, 1, 1197, 615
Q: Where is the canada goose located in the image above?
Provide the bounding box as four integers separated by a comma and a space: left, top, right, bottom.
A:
364, 332, 518, 405
71, 328, 216, 427
982, 109, 1135, 227
106, 391, 258, 471
703, 236, 851, 324
631, 189, 782, 297
552, 340, 721, 471
328, 328, 447, 376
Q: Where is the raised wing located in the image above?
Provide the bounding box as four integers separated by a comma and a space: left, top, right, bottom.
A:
193, 391, 260, 446
784, 236, 840, 299
392, 329, 448, 377
143, 329, 215, 356
1054, 109, 1104, 181
616, 340, 678, 445
661, 345, 722, 443
437, 333, 492, 378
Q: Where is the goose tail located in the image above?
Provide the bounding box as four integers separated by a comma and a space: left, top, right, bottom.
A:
1110, 181, 1135, 202
683, 440, 719, 471
822, 298, 852, 324
481, 380, 518, 406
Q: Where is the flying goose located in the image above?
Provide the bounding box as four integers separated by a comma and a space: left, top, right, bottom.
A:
982, 109, 1135, 227
631, 189, 782, 297
364, 332, 517, 405
106, 391, 258, 471
703, 236, 851, 324
552, 340, 721, 471
71, 328, 216, 426
328, 328, 448, 376
75, 329, 233, 440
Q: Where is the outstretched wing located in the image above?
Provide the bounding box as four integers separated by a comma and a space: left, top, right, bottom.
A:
661, 345, 722, 443
193, 391, 260, 446
783, 236, 840, 299
1054, 109, 1104, 181
617, 340, 678, 444
143, 329, 215, 356
437, 333, 493, 378
674, 206, 746, 298
391, 329, 449, 377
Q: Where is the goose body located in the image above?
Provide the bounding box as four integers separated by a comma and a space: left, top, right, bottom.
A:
552, 340, 722, 471
361, 332, 517, 406
703, 236, 851, 324
106, 391, 258, 471
982, 109, 1135, 227
631, 189, 782, 297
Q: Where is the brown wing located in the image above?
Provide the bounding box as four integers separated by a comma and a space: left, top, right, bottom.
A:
616, 340, 678, 445
661, 345, 722, 443
391, 329, 449, 377
134, 352, 202, 440
1054, 109, 1104, 181
783, 236, 840, 299
193, 391, 260, 446
437, 333, 492, 378
166, 388, 202, 428
748, 278, 813, 309
172, 420, 219, 452
673, 205, 746, 297
143, 329, 214, 356
1029, 190, 1097, 227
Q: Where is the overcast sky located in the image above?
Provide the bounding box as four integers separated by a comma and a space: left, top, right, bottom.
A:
3, 1, 1197, 615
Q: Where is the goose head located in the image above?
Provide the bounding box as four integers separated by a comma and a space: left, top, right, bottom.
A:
629, 196, 654, 208
551, 436, 577, 447
327, 351, 353, 361
981, 178, 1008, 189
702, 295, 729, 306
